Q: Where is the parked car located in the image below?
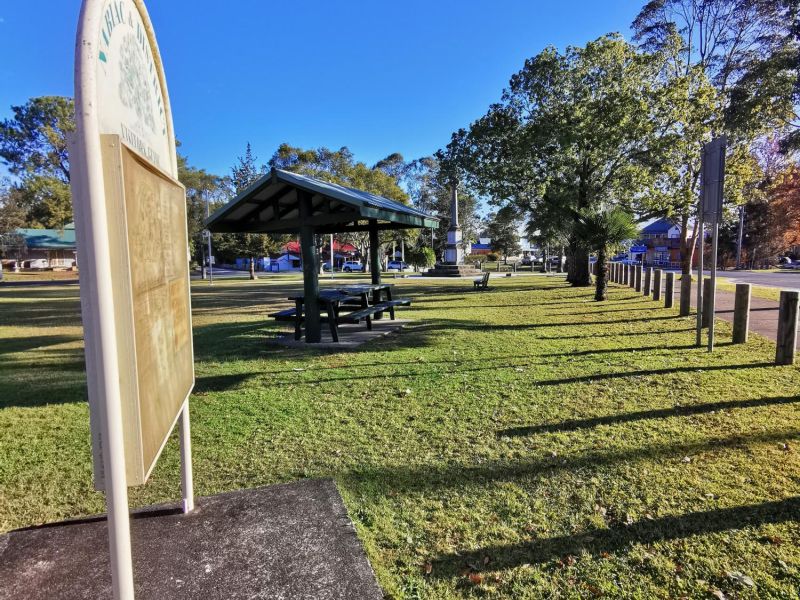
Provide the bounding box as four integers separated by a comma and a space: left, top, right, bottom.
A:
322, 261, 332, 271
387, 260, 409, 271
342, 261, 364, 272
25, 258, 49, 269
520, 256, 533, 266
778, 257, 800, 269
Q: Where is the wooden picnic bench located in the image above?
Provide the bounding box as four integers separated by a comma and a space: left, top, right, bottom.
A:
271, 286, 413, 342
473, 272, 490, 290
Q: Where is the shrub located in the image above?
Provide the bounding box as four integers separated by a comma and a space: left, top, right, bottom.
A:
486, 252, 499, 262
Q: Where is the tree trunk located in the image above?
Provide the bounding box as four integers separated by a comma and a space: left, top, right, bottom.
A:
570, 246, 592, 287
249, 256, 256, 280
595, 248, 608, 301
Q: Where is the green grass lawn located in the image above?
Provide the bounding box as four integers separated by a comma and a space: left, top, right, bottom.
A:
1, 274, 799, 599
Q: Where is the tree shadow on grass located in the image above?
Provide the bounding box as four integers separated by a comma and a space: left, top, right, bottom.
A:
211, 358, 777, 391
0, 334, 81, 355
427, 496, 800, 575
341, 429, 798, 498
534, 361, 775, 386
498, 394, 800, 437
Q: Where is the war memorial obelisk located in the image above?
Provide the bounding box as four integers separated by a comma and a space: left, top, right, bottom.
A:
425, 185, 480, 277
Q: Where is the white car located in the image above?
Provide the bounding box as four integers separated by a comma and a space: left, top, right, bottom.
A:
342, 261, 364, 272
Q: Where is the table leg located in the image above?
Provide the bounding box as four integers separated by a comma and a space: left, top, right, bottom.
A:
326, 300, 339, 343
373, 289, 384, 320
294, 298, 303, 341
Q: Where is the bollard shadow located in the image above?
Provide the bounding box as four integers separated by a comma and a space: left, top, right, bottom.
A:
426, 496, 800, 576
498, 394, 800, 437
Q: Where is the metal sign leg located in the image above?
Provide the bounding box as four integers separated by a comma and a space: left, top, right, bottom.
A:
179, 401, 194, 513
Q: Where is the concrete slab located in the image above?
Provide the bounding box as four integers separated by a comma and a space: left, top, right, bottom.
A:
268, 318, 411, 350
0, 479, 383, 600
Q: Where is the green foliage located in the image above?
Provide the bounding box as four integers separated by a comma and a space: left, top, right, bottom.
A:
486, 252, 499, 262
404, 157, 481, 259
573, 206, 639, 300
0, 96, 75, 228
269, 143, 414, 262
445, 35, 667, 285
226, 144, 283, 278
406, 246, 436, 269
485, 206, 521, 260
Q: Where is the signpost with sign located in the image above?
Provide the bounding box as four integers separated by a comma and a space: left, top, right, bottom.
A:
695, 136, 726, 351
69, 1, 194, 598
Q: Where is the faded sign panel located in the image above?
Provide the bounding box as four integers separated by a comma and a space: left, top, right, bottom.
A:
97, 136, 193, 487
122, 144, 193, 481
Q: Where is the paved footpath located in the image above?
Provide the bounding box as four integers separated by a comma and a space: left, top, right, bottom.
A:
670, 280, 789, 346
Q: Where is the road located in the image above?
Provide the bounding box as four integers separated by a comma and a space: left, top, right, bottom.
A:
711, 269, 800, 290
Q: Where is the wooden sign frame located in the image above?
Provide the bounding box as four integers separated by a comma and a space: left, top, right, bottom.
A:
97, 135, 194, 486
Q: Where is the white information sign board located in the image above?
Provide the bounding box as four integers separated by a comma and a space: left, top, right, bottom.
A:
70, 1, 193, 597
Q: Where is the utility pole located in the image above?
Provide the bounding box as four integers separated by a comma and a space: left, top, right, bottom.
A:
735, 204, 745, 269
205, 190, 213, 285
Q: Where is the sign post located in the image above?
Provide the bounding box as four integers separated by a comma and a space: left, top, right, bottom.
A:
70, 1, 194, 598
698, 136, 726, 351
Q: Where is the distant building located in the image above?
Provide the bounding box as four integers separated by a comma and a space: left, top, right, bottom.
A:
468, 237, 493, 255
632, 218, 694, 268
4, 224, 77, 269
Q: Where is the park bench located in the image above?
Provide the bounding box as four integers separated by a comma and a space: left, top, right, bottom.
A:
473, 272, 490, 290
337, 304, 385, 331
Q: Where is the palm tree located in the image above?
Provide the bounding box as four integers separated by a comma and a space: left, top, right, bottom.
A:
574, 207, 639, 301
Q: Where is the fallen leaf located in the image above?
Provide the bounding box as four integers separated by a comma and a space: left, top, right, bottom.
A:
423, 562, 432, 575
483, 555, 491, 565
727, 571, 755, 587
468, 572, 483, 585
711, 590, 727, 600
682, 456, 692, 463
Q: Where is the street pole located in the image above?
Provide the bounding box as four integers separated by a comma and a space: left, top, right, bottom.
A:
735, 204, 744, 269
205, 191, 213, 285
330, 233, 334, 279
708, 219, 719, 352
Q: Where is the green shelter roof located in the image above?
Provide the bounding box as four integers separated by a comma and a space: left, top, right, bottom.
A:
206, 168, 439, 234
15, 228, 77, 250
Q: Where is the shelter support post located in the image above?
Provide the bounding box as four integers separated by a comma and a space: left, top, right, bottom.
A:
299, 192, 321, 342
653, 269, 662, 301
369, 219, 383, 319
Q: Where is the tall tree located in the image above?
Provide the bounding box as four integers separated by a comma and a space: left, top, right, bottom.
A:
485, 206, 521, 263
0, 96, 75, 228
405, 156, 480, 260
177, 150, 229, 265
444, 35, 669, 286
632, 0, 794, 288
229, 143, 281, 279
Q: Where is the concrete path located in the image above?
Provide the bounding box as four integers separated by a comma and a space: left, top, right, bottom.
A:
0, 479, 383, 600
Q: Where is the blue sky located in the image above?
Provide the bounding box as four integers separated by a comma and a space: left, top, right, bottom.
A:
0, 1, 642, 177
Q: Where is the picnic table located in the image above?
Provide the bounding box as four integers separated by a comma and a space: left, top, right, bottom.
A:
271, 284, 411, 343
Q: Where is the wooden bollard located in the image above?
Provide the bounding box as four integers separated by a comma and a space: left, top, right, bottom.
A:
644, 267, 653, 296
664, 272, 675, 308
629, 265, 636, 289
623, 263, 629, 285
732, 283, 751, 344
679, 275, 692, 316
776, 290, 799, 365
701, 278, 714, 328
635, 265, 642, 292
653, 269, 662, 301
